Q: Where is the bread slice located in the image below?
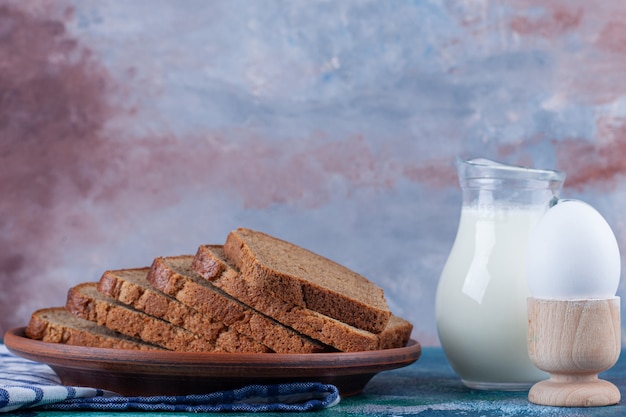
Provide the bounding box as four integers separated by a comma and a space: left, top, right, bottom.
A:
193, 245, 412, 351
66, 283, 231, 352
25, 307, 162, 350
97, 268, 271, 353
222, 228, 391, 333
376, 315, 413, 350
146, 256, 331, 354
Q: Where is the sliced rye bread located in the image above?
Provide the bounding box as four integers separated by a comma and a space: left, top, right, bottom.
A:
97, 268, 271, 353
377, 315, 413, 350
25, 307, 162, 350
146, 256, 332, 354
222, 228, 391, 333
193, 245, 413, 351
66, 283, 233, 352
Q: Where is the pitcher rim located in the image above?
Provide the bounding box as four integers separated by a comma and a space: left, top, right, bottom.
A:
457, 157, 566, 183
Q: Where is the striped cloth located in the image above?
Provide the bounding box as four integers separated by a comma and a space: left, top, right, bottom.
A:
0, 345, 340, 413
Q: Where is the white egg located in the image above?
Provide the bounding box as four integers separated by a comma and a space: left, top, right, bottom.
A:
526, 200, 621, 299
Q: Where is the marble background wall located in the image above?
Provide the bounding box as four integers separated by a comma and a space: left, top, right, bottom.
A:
3, 0, 626, 345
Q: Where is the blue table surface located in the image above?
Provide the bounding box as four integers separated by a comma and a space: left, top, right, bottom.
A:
4, 347, 626, 416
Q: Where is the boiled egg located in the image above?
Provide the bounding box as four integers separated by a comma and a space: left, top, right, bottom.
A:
526, 200, 621, 299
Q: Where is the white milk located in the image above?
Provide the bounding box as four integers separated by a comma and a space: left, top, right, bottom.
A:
436, 205, 548, 390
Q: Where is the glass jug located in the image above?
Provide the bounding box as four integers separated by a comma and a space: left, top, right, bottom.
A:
435, 158, 565, 390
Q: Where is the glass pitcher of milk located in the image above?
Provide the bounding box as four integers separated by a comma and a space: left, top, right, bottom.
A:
435, 158, 565, 391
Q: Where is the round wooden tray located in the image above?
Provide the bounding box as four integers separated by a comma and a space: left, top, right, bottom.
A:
5, 327, 421, 397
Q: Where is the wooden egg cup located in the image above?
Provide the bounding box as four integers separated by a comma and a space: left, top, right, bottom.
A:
527, 297, 621, 407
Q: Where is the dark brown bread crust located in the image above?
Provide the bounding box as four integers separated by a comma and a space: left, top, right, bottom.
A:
66, 283, 224, 352
146, 256, 331, 354
25, 307, 162, 350
223, 228, 391, 333
97, 268, 270, 353
193, 245, 412, 351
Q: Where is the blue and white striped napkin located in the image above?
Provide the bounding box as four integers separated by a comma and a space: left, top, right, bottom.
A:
0, 345, 340, 413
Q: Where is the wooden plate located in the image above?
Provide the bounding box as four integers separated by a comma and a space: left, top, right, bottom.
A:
4, 327, 421, 397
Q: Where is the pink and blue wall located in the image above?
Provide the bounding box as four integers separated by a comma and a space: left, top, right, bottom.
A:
2, 0, 626, 345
